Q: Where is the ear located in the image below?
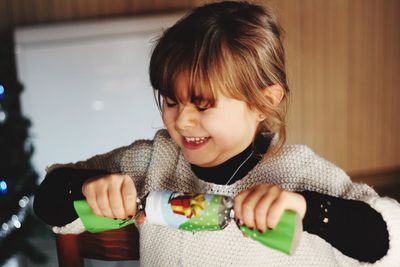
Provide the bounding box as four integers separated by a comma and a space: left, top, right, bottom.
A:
261, 84, 285, 107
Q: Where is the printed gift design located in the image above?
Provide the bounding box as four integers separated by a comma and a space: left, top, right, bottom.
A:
145, 191, 233, 231
168, 192, 205, 218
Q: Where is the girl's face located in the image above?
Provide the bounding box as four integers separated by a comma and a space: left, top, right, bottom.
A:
162, 73, 263, 167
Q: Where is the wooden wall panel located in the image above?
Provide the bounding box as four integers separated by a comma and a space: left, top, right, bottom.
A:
269, 0, 400, 173
270, 0, 351, 168
0, 0, 399, 174
346, 0, 400, 172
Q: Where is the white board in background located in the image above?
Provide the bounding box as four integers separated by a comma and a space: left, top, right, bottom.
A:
15, 13, 182, 179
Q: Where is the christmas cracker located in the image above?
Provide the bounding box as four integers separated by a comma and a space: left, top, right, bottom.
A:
73, 191, 302, 255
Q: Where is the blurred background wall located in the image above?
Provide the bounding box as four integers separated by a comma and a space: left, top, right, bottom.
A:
3, 0, 398, 195
1, 0, 400, 198
0, 0, 399, 266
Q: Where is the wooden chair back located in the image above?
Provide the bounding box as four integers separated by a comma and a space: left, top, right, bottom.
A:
55, 225, 140, 267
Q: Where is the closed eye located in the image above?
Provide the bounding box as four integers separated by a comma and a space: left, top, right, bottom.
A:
164, 97, 177, 108
196, 105, 209, 112
194, 100, 211, 112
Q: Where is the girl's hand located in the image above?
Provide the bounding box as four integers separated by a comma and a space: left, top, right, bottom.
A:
82, 174, 137, 220
233, 184, 306, 233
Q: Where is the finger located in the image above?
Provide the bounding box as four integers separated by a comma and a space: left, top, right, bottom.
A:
85, 191, 102, 216
108, 180, 126, 219
241, 185, 273, 229
82, 181, 102, 216
266, 190, 305, 229
96, 187, 114, 218
121, 177, 137, 218
266, 196, 287, 229
254, 187, 281, 232
233, 188, 253, 224
289, 193, 307, 219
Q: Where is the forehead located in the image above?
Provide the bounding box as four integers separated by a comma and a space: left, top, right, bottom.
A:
167, 71, 221, 104
173, 72, 190, 101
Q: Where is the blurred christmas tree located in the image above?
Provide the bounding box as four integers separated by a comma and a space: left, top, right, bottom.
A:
0, 31, 47, 265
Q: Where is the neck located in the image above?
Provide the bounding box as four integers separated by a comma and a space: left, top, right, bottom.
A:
191, 132, 272, 185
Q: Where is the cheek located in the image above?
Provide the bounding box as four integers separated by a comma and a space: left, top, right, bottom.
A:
162, 109, 176, 127
205, 110, 258, 142
201, 113, 239, 140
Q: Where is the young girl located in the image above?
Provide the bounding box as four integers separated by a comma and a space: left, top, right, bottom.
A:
34, 1, 400, 266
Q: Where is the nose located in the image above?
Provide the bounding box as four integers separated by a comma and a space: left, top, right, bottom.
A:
175, 105, 198, 131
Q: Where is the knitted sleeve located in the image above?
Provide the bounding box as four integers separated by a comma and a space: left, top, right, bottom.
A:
41, 129, 180, 234
46, 138, 153, 183
312, 153, 400, 266
33, 138, 153, 229
279, 145, 400, 266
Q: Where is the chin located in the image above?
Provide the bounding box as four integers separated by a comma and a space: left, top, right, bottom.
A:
183, 153, 211, 167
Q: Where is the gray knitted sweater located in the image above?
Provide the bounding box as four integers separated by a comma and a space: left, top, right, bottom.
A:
51, 130, 400, 266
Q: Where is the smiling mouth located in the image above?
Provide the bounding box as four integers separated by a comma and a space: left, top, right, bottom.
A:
183, 136, 210, 145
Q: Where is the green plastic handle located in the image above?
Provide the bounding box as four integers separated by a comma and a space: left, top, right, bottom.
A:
239, 210, 301, 255
73, 200, 134, 233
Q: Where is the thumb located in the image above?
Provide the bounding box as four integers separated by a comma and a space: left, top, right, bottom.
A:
121, 175, 137, 218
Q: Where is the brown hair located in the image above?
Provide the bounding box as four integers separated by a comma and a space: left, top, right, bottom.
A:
149, 1, 289, 157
